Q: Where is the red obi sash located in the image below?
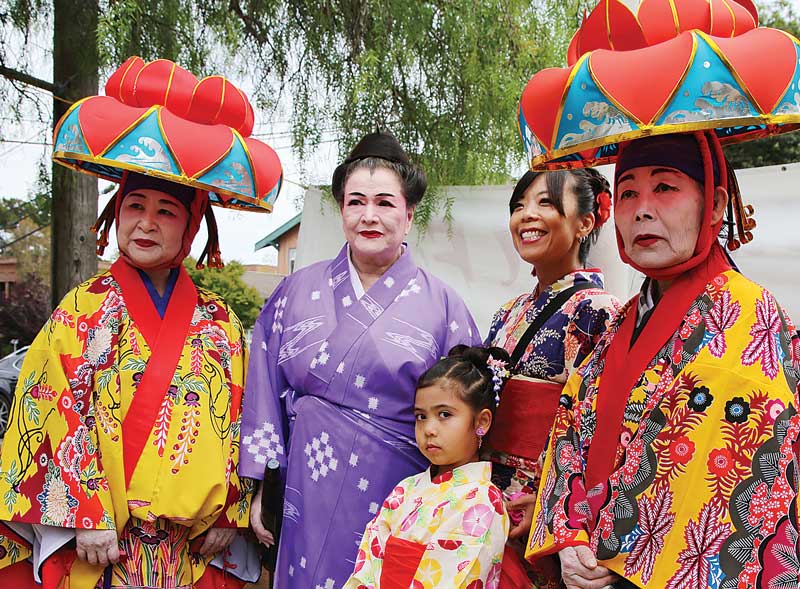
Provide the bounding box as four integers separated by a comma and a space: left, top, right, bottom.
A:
486, 375, 564, 461
380, 535, 427, 589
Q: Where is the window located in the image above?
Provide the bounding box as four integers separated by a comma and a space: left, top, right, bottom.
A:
288, 248, 297, 273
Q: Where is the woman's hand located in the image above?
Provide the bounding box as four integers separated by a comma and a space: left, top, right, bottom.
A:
198, 527, 238, 556
75, 529, 120, 567
249, 483, 276, 547
506, 492, 536, 540
559, 545, 620, 589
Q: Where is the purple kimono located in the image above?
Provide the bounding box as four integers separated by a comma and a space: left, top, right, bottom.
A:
239, 244, 480, 588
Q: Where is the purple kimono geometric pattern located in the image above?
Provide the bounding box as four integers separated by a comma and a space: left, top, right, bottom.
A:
243, 420, 284, 466
305, 431, 338, 482
239, 244, 481, 589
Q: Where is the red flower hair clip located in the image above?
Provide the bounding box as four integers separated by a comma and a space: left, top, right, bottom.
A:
595, 191, 612, 227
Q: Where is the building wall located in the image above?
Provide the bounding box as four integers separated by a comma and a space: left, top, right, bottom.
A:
277, 225, 300, 274
0, 257, 18, 299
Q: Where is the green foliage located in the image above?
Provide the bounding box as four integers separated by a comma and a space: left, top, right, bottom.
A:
184, 258, 263, 329
5, 0, 588, 228
0, 160, 50, 230
0, 160, 52, 284
97, 0, 217, 75
100, 0, 586, 223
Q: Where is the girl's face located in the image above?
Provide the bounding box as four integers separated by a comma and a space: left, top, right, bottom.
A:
414, 380, 491, 474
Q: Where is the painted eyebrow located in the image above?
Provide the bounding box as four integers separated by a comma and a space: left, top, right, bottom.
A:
124, 192, 181, 207
347, 191, 400, 198
618, 167, 681, 185
650, 167, 681, 176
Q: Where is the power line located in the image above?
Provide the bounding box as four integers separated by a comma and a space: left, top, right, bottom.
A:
0, 223, 49, 252
0, 138, 51, 147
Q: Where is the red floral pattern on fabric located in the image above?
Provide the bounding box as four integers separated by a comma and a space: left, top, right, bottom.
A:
624, 486, 676, 584
705, 290, 741, 358
741, 291, 782, 379
666, 501, 732, 589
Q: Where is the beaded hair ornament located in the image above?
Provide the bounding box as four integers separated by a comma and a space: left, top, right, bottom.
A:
486, 355, 511, 403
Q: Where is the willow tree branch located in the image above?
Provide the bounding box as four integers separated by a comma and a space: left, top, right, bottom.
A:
0, 64, 55, 94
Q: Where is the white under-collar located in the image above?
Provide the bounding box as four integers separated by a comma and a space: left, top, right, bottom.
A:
346, 244, 406, 300
346, 245, 366, 300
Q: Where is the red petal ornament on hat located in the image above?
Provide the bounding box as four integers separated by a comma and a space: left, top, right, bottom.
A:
52, 56, 282, 212
569, 0, 647, 64
518, 0, 800, 170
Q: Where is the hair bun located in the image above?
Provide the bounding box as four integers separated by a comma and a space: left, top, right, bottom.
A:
447, 345, 511, 375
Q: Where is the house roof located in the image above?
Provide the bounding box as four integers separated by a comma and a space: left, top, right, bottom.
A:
254, 212, 302, 251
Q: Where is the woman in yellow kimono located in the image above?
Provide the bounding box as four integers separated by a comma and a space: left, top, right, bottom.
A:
0, 56, 283, 589
526, 132, 799, 589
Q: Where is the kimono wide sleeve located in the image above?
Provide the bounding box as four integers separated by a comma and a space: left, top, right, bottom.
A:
239, 279, 291, 480
526, 371, 593, 558
441, 285, 482, 350
0, 288, 116, 530
208, 301, 253, 528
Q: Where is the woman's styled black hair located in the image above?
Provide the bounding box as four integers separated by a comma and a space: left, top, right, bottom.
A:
331, 132, 427, 206
509, 168, 611, 264
417, 345, 512, 413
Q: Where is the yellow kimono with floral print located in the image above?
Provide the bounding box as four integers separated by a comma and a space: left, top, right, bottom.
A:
0, 270, 253, 587
527, 270, 800, 589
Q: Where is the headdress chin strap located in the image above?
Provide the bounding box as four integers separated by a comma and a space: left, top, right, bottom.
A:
614, 130, 755, 282
90, 171, 225, 270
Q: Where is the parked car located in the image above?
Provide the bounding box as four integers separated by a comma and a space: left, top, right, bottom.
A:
0, 345, 28, 377
0, 346, 27, 436
0, 376, 12, 438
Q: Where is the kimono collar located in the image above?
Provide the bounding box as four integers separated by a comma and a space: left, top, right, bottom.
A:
137, 267, 180, 319
345, 243, 409, 300
430, 461, 492, 485
347, 244, 366, 300
110, 258, 198, 487
533, 268, 604, 301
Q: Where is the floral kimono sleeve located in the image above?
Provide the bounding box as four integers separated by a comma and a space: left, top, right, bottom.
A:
446, 493, 508, 587
239, 279, 292, 481
527, 374, 592, 559
212, 303, 253, 528
0, 294, 115, 530
565, 294, 620, 374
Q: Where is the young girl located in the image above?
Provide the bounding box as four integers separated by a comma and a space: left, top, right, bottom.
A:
343, 345, 513, 589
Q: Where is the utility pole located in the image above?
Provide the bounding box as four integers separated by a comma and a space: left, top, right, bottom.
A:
50, 0, 100, 308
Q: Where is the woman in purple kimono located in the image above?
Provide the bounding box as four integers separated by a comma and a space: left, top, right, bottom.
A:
483, 169, 621, 587
239, 132, 480, 588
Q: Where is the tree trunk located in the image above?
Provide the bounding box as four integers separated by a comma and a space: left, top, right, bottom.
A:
51, 0, 100, 308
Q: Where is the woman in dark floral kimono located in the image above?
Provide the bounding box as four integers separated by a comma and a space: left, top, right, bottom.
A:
483, 168, 621, 587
